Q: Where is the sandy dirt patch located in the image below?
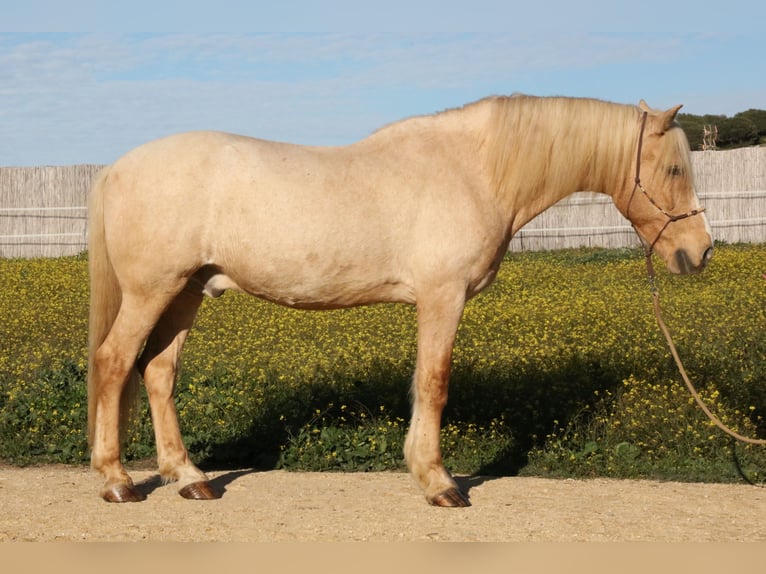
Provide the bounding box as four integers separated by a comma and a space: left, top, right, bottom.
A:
1, 465, 765, 542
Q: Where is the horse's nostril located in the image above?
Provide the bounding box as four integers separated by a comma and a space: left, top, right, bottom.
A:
675, 247, 713, 274
702, 246, 714, 267
674, 249, 693, 274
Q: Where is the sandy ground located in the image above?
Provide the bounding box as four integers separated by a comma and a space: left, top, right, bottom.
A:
1, 464, 765, 542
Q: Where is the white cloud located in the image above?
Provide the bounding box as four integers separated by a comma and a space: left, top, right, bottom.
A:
0, 32, 762, 165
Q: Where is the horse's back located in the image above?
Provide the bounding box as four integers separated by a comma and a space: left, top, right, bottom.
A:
108, 130, 404, 213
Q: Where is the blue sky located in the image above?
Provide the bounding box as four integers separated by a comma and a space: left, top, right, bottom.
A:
2, 1, 764, 166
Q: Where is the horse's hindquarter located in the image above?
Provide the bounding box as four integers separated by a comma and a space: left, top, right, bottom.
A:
104, 129, 507, 308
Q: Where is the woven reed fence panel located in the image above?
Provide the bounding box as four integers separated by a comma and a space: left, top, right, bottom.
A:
508, 147, 766, 251
1, 148, 764, 258
0, 165, 103, 258
691, 147, 765, 245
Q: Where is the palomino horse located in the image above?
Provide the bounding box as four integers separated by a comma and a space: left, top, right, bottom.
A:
88, 95, 712, 506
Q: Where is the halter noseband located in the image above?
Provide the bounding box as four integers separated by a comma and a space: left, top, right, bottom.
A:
628, 110, 706, 255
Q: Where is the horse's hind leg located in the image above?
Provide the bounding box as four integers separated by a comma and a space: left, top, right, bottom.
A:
404, 283, 471, 507
137, 289, 219, 500
91, 293, 175, 502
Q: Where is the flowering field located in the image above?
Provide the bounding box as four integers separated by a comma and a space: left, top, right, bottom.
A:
0, 244, 764, 482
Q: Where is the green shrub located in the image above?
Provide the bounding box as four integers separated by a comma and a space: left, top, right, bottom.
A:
0, 244, 764, 482
524, 375, 766, 483
0, 359, 88, 464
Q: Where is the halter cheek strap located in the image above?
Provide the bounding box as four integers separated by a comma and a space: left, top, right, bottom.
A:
628, 110, 706, 255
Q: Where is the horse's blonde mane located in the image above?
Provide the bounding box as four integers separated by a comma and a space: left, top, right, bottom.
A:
481, 95, 643, 204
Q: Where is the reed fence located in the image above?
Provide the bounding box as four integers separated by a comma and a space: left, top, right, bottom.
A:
1, 148, 764, 259
507, 147, 765, 251
0, 165, 102, 259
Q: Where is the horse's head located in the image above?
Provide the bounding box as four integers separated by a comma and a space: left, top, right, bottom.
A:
619, 100, 713, 275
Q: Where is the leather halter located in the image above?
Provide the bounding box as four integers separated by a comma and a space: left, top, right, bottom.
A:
628, 110, 706, 255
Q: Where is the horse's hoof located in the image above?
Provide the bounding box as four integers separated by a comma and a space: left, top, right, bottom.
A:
101, 483, 147, 503
429, 488, 471, 507
179, 480, 221, 500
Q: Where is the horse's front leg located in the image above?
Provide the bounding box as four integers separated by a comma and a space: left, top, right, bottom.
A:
404, 285, 470, 507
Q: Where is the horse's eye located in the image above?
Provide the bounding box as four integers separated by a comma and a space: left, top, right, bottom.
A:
667, 165, 683, 177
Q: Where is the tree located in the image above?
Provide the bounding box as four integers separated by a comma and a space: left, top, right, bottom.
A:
736, 109, 766, 143
716, 116, 759, 148
678, 109, 765, 150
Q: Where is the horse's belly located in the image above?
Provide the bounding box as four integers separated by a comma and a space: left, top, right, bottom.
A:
243, 278, 415, 309
192, 264, 415, 309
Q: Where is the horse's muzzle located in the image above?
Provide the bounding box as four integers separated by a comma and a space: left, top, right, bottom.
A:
674, 246, 713, 275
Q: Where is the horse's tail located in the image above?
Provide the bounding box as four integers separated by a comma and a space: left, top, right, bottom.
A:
86, 167, 139, 449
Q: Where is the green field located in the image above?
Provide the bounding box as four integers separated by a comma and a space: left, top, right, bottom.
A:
1, 244, 764, 483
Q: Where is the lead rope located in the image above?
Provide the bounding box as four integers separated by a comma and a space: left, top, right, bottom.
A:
630, 110, 766, 447
643, 251, 766, 446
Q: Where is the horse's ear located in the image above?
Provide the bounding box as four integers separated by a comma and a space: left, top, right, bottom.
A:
659, 104, 683, 133
642, 102, 684, 134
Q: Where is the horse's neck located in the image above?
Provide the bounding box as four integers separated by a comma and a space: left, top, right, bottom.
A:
479, 101, 634, 235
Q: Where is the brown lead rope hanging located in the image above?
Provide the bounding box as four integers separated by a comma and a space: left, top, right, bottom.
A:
630, 109, 765, 447
643, 251, 766, 446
